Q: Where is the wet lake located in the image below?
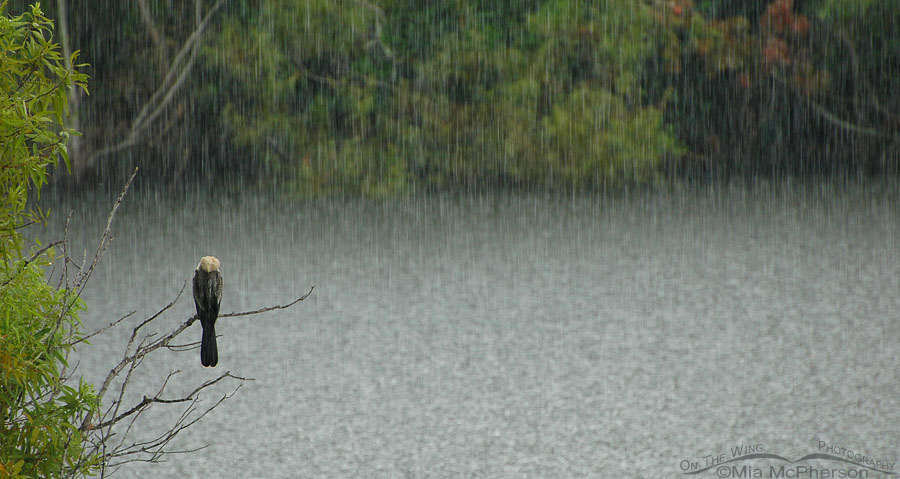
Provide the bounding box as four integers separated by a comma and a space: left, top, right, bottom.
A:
44, 181, 900, 477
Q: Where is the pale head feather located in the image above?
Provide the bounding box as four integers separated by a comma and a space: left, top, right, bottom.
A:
198, 256, 221, 272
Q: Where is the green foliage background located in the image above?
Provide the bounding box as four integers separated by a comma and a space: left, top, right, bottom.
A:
207, 0, 683, 194
0, 3, 98, 478
4, 0, 898, 194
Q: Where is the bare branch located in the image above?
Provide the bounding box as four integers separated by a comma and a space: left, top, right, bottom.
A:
88, 371, 248, 432
221, 285, 315, 318
55, 211, 74, 290
54, 168, 314, 472
67, 311, 136, 347
87, 0, 226, 164
95, 282, 311, 405
0, 240, 64, 288
103, 382, 242, 466
95, 279, 187, 404
164, 340, 202, 352
72, 167, 138, 295
50, 167, 137, 357
137, 0, 167, 73
771, 72, 889, 139
132, 280, 188, 338
82, 283, 312, 468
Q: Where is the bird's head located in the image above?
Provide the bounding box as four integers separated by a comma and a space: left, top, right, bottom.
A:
198, 256, 221, 273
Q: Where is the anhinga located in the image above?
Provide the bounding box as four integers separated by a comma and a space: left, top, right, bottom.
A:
193, 256, 223, 367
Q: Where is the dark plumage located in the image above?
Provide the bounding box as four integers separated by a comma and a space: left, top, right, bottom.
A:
193, 256, 223, 367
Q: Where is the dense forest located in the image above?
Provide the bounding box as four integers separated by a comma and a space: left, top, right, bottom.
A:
9, 0, 900, 194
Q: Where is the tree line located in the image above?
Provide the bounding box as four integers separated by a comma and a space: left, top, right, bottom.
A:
11, 0, 900, 194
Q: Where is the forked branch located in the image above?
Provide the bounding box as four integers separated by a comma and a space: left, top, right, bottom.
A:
52, 170, 314, 476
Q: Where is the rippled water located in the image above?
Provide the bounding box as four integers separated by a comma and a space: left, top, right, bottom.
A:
43, 181, 900, 477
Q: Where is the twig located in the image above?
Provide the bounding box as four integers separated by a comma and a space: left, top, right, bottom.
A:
56, 211, 73, 290
87, 371, 248, 432
165, 340, 203, 352
95, 280, 187, 404
103, 383, 242, 466
221, 285, 315, 318
51, 168, 137, 354
101, 284, 312, 397
0, 240, 64, 288
72, 167, 138, 294
67, 311, 137, 347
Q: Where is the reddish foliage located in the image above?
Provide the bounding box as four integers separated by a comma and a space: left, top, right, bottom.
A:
761, 0, 809, 37
790, 16, 809, 36
763, 37, 791, 65
762, 0, 794, 34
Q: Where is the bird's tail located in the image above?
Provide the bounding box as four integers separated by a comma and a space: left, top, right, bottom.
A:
201, 321, 218, 367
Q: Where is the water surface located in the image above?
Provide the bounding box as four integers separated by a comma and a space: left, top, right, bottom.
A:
45, 182, 900, 477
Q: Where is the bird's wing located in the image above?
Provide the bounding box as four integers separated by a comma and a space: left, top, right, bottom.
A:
193, 269, 205, 313
212, 271, 223, 316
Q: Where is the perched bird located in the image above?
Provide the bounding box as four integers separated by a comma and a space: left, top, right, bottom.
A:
193, 256, 223, 367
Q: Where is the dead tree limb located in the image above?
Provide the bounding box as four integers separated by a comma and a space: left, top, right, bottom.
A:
221, 286, 315, 318
85, 0, 226, 165
137, 0, 167, 74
